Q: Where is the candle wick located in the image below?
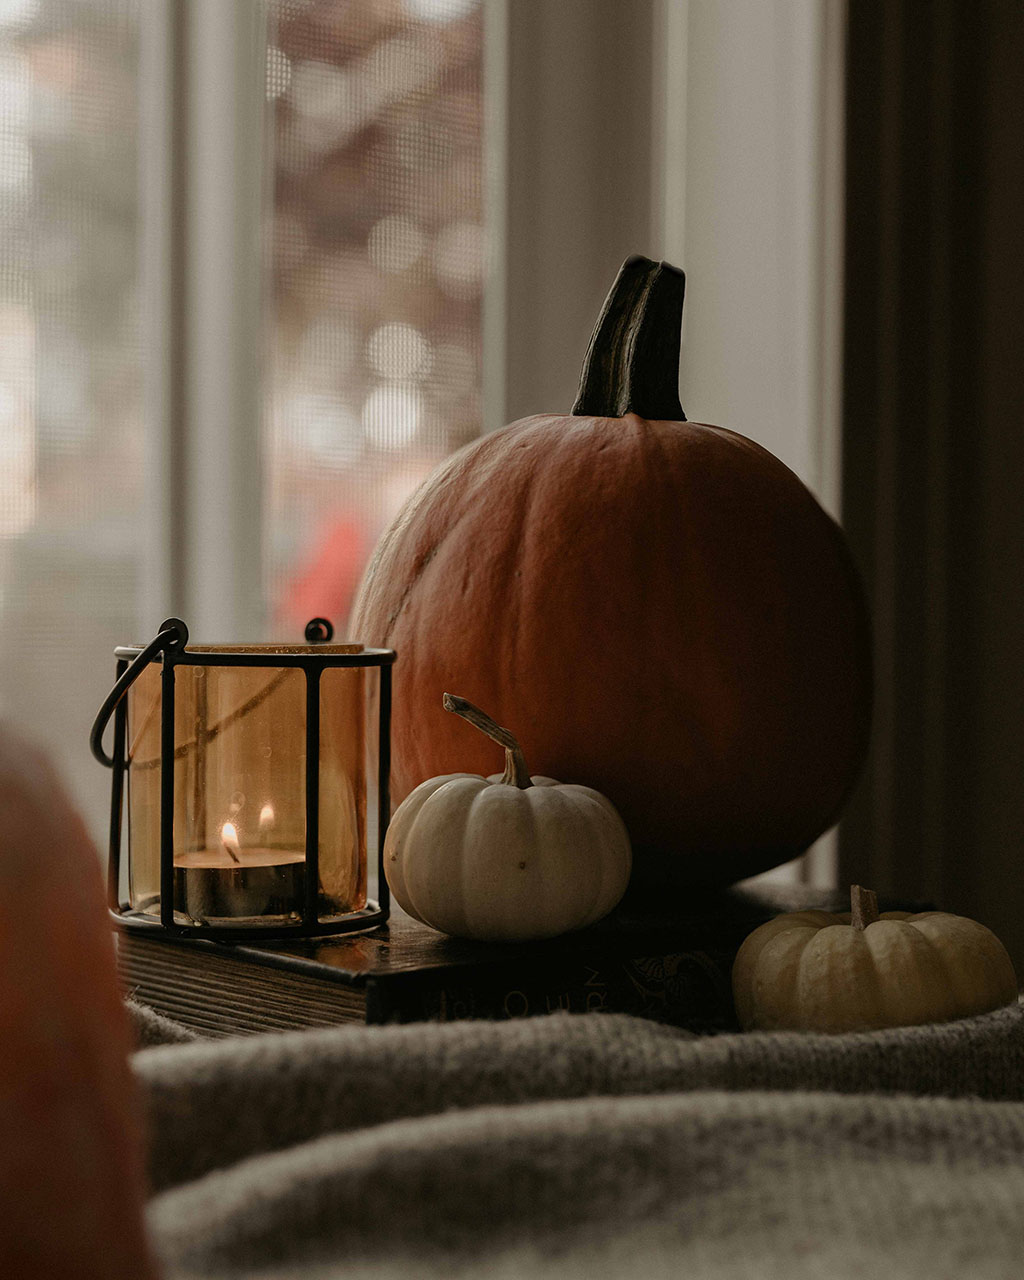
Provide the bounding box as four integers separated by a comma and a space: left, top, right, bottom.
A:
222, 839, 241, 865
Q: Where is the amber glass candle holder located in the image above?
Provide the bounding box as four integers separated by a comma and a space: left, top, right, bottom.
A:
91, 617, 394, 940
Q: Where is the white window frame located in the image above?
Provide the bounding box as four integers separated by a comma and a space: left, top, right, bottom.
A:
140, 0, 265, 641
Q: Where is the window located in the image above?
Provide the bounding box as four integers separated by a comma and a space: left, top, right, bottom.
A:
0, 0, 843, 889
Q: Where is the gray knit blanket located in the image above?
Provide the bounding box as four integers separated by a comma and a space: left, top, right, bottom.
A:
131, 1000, 1024, 1280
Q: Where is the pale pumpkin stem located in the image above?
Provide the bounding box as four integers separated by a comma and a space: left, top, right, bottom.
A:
442, 693, 532, 789
851, 884, 879, 930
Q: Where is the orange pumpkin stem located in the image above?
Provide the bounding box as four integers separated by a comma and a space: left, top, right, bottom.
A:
443, 693, 533, 789
850, 884, 879, 930
571, 254, 687, 422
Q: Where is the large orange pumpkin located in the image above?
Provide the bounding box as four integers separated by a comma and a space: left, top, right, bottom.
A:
352, 256, 871, 886
0, 727, 157, 1279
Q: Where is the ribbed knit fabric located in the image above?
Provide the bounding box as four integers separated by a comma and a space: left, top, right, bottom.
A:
128, 999, 202, 1048
134, 1000, 1024, 1279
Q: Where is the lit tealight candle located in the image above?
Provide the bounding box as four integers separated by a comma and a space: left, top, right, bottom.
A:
173, 821, 306, 923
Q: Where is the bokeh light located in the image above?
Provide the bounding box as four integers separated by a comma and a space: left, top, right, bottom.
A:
267, 0, 484, 633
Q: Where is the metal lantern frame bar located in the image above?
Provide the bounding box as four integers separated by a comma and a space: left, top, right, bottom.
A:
94, 618, 394, 942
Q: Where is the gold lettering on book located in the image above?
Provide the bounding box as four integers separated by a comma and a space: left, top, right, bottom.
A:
437, 989, 471, 1020
581, 964, 609, 1010
503, 990, 530, 1018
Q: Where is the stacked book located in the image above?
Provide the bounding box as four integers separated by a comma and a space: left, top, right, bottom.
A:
116, 884, 859, 1038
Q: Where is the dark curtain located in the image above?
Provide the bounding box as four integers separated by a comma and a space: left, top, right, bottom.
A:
840, 1, 1024, 966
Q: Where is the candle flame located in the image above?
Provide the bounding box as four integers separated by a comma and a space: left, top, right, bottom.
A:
220, 821, 241, 864
259, 804, 275, 827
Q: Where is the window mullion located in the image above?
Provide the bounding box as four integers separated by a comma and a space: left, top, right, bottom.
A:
141, 0, 266, 643
491, 0, 656, 426
139, 0, 186, 630
182, 0, 266, 641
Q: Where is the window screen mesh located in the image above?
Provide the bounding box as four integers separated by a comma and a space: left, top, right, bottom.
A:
265, 0, 484, 636
0, 0, 484, 838
0, 0, 141, 836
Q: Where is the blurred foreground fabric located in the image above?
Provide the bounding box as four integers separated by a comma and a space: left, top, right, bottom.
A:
131, 999, 1024, 1280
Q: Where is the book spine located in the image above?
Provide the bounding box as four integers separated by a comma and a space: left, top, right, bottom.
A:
365, 947, 738, 1030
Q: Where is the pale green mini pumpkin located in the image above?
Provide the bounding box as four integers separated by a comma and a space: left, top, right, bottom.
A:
733, 884, 1018, 1033
385, 695, 632, 942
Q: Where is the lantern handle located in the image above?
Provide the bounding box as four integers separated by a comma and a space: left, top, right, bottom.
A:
304, 616, 334, 642
90, 618, 189, 768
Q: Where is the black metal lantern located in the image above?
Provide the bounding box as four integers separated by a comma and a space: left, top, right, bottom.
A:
92, 616, 395, 941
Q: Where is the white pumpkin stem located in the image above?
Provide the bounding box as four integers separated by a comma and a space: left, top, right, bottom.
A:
850, 884, 879, 930
443, 693, 533, 789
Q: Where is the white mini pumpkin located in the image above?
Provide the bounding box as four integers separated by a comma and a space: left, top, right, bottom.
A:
385, 694, 632, 941
733, 884, 1018, 1033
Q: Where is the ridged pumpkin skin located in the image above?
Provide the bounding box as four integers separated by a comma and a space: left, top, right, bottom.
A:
0, 728, 157, 1279
732, 906, 1018, 1033
386, 772, 632, 942
352, 411, 871, 887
